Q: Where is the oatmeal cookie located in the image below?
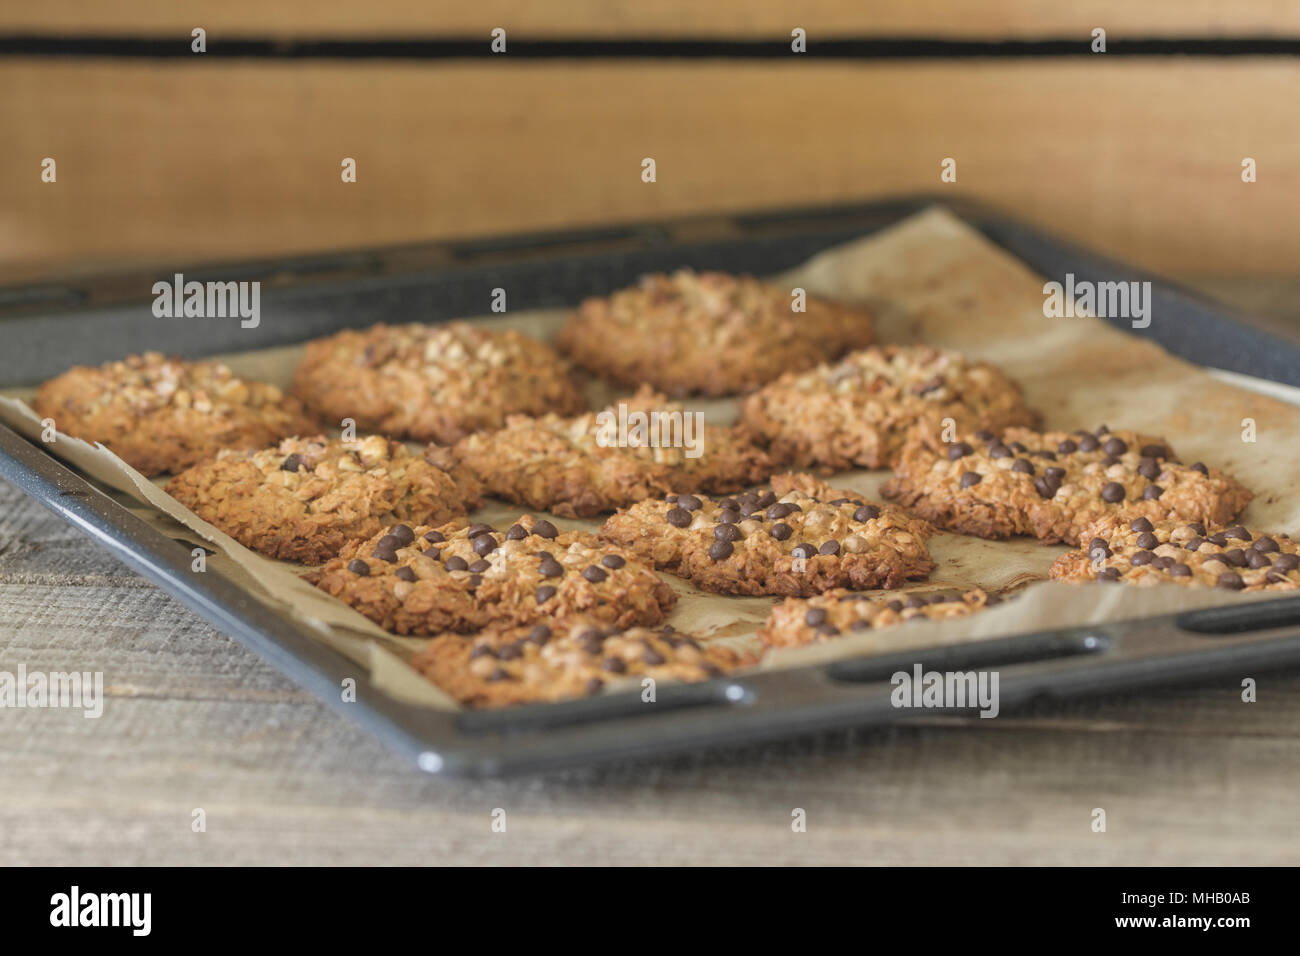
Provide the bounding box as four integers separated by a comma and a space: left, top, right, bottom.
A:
759, 588, 1001, 648
557, 270, 875, 397
452, 387, 776, 518
312, 513, 676, 635
1050, 515, 1300, 591
410, 615, 747, 709
880, 425, 1253, 546
166, 434, 481, 563
291, 321, 585, 444
738, 345, 1038, 471
599, 473, 934, 596
31, 351, 318, 477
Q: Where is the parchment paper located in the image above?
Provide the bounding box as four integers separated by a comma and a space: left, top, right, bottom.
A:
5, 206, 1299, 708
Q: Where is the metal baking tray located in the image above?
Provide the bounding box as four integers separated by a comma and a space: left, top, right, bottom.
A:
4, 196, 1300, 777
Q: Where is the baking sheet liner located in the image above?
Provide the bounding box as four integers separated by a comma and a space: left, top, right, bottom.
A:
4, 206, 1298, 711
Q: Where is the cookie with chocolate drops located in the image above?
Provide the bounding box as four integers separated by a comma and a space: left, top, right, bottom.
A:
738, 345, 1038, 472
759, 588, 1003, 648
452, 386, 776, 518
312, 514, 677, 636
411, 615, 749, 709
31, 351, 318, 477
880, 424, 1254, 546
166, 434, 482, 563
556, 269, 875, 397
1051, 514, 1300, 591
600, 472, 934, 597
290, 321, 585, 444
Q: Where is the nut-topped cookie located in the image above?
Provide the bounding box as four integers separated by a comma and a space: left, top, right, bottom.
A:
1050, 515, 1300, 591
738, 345, 1038, 471
410, 615, 747, 709
166, 435, 481, 563
31, 351, 318, 477
452, 387, 776, 518
312, 514, 677, 635
556, 270, 875, 397
881, 425, 1253, 546
759, 588, 1001, 648
600, 473, 934, 596
291, 322, 585, 444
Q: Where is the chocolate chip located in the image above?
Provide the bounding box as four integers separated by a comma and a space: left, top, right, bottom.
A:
601, 553, 626, 569
714, 523, 743, 542
1009, 441, 1028, 453
718, 498, 739, 512
790, 543, 816, 560
602, 657, 627, 674
467, 574, 482, 589
1129, 517, 1153, 533
1033, 477, 1059, 499
1078, 435, 1100, 452
1266, 571, 1293, 584
536, 585, 557, 603
989, 444, 1012, 459
1143, 485, 1164, 500
717, 509, 739, 524
423, 529, 445, 543
505, 524, 528, 541
1191, 462, 1209, 475
1101, 455, 1120, 468
676, 494, 702, 511
1137, 459, 1161, 480
770, 522, 793, 541
538, 557, 564, 578
1222, 549, 1248, 568
1057, 439, 1078, 455
709, 540, 734, 561
1225, 526, 1252, 541
422, 547, 441, 558
1045, 467, 1066, 480
1150, 556, 1174, 570
1139, 444, 1168, 459
444, 556, 468, 572
755, 491, 778, 508
974, 430, 994, 441
395, 566, 417, 582
767, 502, 796, 520
1012, 459, 1035, 475
1186, 521, 1207, 536
1208, 533, 1228, 546
531, 519, 559, 539
887, 600, 903, 612
468, 559, 490, 573
469, 644, 496, 660
1031, 449, 1057, 460
497, 643, 522, 661
1169, 563, 1192, 577
582, 565, 608, 582
1274, 554, 1300, 572
1102, 437, 1128, 456
1215, 572, 1245, 590
280, 453, 306, 472
853, 505, 880, 522
485, 668, 510, 682
389, 524, 415, 545
527, 624, 551, 644
960, 471, 982, 488
947, 442, 973, 460
585, 678, 604, 695
643, 647, 666, 666
904, 595, 927, 608
376, 534, 403, 552
665, 494, 678, 503
346, 559, 369, 576
1096, 568, 1121, 582
1131, 550, 1154, 566
466, 523, 493, 538
1089, 537, 1111, 558
1096, 424, 1111, 436
666, 507, 692, 528
472, 534, 498, 557
1185, 537, 1205, 552
804, 608, 828, 626
1136, 532, 1158, 550
1253, 537, 1280, 553
1247, 550, 1272, 570
1100, 482, 1126, 503
819, 539, 840, 556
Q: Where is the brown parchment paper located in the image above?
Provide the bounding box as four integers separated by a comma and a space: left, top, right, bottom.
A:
5, 206, 1300, 709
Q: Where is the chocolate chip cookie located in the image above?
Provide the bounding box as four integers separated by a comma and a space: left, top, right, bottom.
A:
881, 425, 1254, 546
312, 513, 676, 635
31, 351, 318, 477
166, 434, 481, 563
410, 615, 747, 708
452, 387, 776, 518
1050, 515, 1300, 591
738, 345, 1038, 471
557, 270, 875, 397
599, 473, 934, 596
291, 321, 585, 444
759, 588, 1001, 648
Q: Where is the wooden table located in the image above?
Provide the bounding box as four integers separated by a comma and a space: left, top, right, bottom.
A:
3, 280, 1299, 867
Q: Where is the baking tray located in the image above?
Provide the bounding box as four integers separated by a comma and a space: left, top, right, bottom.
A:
4, 196, 1300, 777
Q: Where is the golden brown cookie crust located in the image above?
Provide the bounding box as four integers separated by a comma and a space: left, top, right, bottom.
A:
291, 321, 586, 444
312, 513, 677, 636
31, 351, 318, 477
1050, 514, 1300, 591
166, 434, 481, 563
738, 345, 1039, 471
759, 587, 1000, 648
557, 270, 875, 397
410, 615, 747, 709
452, 387, 776, 518
881, 425, 1253, 546
599, 472, 934, 597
